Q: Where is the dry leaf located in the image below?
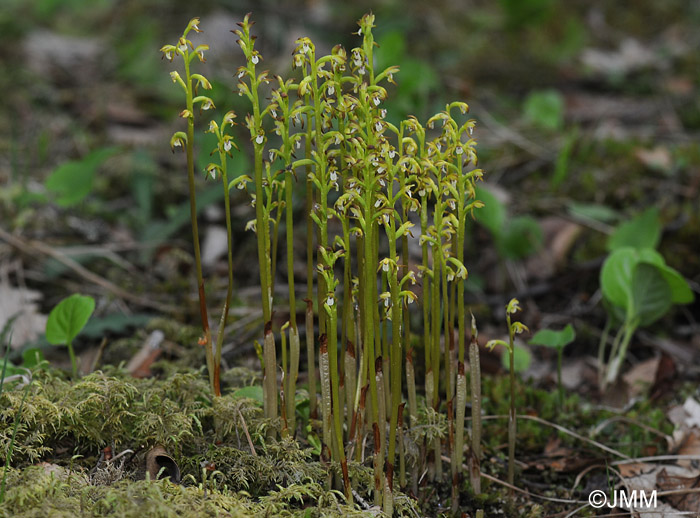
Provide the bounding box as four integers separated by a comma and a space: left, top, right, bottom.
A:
145, 445, 180, 483
0, 283, 47, 348
623, 356, 660, 398
657, 468, 700, 512
635, 146, 672, 173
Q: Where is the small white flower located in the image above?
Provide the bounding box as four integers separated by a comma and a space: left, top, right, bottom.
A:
251, 54, 259, 65
378, 178, 385, 187
373, 97, 380, 107
237, 181, 245, 190
198, 50, 204, 61
192, 21, 200, 31
202, 99, 213, 110
330, 171, 338, 182
407, 296, 414, 304
271, 109, 277, 118
255, 134, 264, 144
406, 189, 412, 198
375, 121, 382, 131
469, 126, 474, 136
207, 168, 217, 180
269, 150, 274, 161
358, 27, 362, 35
456, 146, 464, 155
374, 199, 382, 208
178, 43, 187, 52
326, 296, 334, 306
224, 140, 232, 152
302, 42, 310, 54
409, 204, 417, 212
388, 72, 393, 82
382, 214, 389, 225
388, 149, 396, 159
165, 50, 173, 60
327, 85, 335, 96
447, 272, 455, 281
173, 139, 182, 148
418, 189, 426, 197
335, 134, 341, 145
448, 200, 456, 210
208, 120, 216, 132
293, 114, 301, 125
437, 143, 442, 152
382, 261, 389, 272
380, 109, 387, 118
384, 297, 390, 307
296, 140, 301, 149
359, 66, 366, 75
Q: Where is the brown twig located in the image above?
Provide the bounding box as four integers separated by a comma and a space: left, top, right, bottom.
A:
0, 227, 176, 313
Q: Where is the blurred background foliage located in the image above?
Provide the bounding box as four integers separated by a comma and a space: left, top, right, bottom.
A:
0, 0, 698, 338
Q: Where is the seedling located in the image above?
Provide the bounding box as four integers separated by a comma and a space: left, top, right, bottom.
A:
45, 294, 95, 378
599, 247, 693, 389
487, 298, 528, 490
606, 207, 661, 252
474, 185, 542, 260
529, 323, 575, 408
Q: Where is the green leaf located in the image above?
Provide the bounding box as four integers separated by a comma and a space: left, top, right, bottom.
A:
654, 264, 694, 304
502, 345, 532, 373
607, 208, 661, 251
631, 262, 672, 325
600, 247, 638, 311
523, 89, 564, 130
529, 324, 575, 350
231, 385, 264, 406
45, 294, 95, 346
45, 147, 118, 207
567, 202, 619, 224
474, 185, 506, 236
601, 247, 693, 314
22, 348, 45, 369
81, 313, 154, 338
498, 216, 543, 259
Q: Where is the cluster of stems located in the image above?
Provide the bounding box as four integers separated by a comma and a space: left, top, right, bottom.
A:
163, 14, 489, 514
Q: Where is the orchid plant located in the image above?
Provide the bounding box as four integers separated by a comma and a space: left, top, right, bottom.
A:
163, 14, 486, 514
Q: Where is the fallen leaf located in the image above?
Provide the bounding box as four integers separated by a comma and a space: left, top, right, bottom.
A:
145, 445, 180, 483
623, 356, 660, 398
650, 353, 677, 401
0, 283, 47, 348
657, 468, 700, 512
635, 146, 673, 173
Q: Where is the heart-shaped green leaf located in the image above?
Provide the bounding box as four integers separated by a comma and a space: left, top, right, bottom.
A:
46, 294, 95, 346
529, 324, 575, 350
631, 262, 672, 325
607, 207, 661, 251
600, 247, 638, 311
45, 148, 118, 207
474, 185, 506, 237
501, 345, 532, 373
